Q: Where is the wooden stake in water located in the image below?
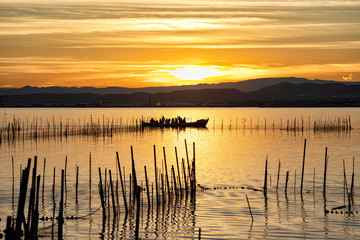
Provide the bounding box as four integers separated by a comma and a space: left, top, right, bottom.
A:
98, 168, 106, 219
42, 158, 46, 201
12, 156, 14, 205
192, 142, 196, 192
116, 152, 128, 214
285, 171, 289, 196
161, 173, 165, 204
185, 139, 191, 186
294, 170, 297, 192
64, 156, 68, 203
144, 166, 151, 208
128, 174, 132, 210
135, 186, 141, 240
343, 160, 352, 213
175, 147, 182, 191
89, 152, 92, 193
5, 216, 14, 240
163, 147, 171, 199
15, 158, 31, 240
313, 168, 316, 193
171, 165, 178, 197
350, 157, 355, 199
27, 156, 38, 232
246, 195, 254, 226
131, 146, 138, 197
109, 170, 117, 217
29, 175, 40, 239
58, 169, 65, 240
182, 158, 188, 191
323, 147, 328, 198
263, 157, 268, 194
276, 159, 281, 191
52, 167, 56, 201
75, 165, 79, 203
300, 139, 307, 195
153, 145, 159, 205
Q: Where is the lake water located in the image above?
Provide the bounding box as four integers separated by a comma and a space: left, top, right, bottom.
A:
0, 107, 360, 239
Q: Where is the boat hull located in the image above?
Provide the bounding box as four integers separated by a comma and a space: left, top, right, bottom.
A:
142, 118, 209, 128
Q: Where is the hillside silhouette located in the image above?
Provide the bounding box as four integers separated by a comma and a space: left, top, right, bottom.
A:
1, 78, 360, 107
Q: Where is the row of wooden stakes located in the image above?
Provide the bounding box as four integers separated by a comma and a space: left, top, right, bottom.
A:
3, 140, 199, 240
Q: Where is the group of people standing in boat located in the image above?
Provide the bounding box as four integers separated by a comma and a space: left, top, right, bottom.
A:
150, 116, 186, 125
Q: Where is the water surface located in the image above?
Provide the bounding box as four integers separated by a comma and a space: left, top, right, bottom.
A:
0, 107, 359, 239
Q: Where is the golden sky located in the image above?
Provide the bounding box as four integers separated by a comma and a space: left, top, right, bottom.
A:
0, 0, 359, 88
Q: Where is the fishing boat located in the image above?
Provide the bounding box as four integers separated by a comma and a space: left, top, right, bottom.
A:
142, 118, 209, 128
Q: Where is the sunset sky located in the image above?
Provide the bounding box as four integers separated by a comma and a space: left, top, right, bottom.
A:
0, 0, 359, 88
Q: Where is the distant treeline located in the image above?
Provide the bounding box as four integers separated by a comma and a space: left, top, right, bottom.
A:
1, 82, 360, 107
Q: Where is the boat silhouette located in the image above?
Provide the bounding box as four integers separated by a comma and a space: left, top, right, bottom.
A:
142, 118, 209, 128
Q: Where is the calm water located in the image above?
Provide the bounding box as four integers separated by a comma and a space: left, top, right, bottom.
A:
0, 107, 360, 239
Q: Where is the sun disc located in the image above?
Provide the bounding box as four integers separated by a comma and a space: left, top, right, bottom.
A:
163, 65, 230, 81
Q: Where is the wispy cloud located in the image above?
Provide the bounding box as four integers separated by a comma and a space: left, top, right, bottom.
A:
0, 0, 359, 86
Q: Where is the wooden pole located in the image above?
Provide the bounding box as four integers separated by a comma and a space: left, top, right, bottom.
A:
185, 139, 191, 187
30, 175, 40, 239
75, 165, 79, 204
350, 157, 355, 199
131, 146, 138, 197
11, 157, 14, 201
163, 147, 171, 199
153, 145, 159, 205
263, 157, 268, 194
276, 159, 281, 191
26, 156, 37, 236
135, 186, 141, 240
171, 165, 178, 197
192, 142, 196, 193
175, 147, 182, 191
285, 171, 289, 196
294, 170, 297, 192
14, 158, 31, 240
98, 168, 106, 220
129, 174, 132, 210
144, 166, 151, 209
182, 158, 188, 191
58, 169, 65, 240
161, 173, 165, 204
343, 160, 352, 213
109, 170, 117, 217
313, 168, 316, 193
104, 169, 107, 205
116, 152, 128, 214
52, 167, 56, 201
246, 195, 254, 226
42, 158, 46, 201
64, 156, 67, 203
5, 216, 14, 240
89, 152, 92, 194
300, 139, 307, 195
323, 147, 328, 198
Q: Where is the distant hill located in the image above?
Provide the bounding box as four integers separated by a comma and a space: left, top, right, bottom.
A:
1, 77, 359, 96
1, 81, 360, 107
242, 82, 360, 103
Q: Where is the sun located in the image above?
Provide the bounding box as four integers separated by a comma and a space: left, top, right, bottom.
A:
160, 65, 231, 81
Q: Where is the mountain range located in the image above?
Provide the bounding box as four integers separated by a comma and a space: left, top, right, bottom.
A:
1, 77, 359, 96
1, 77, 360, 107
